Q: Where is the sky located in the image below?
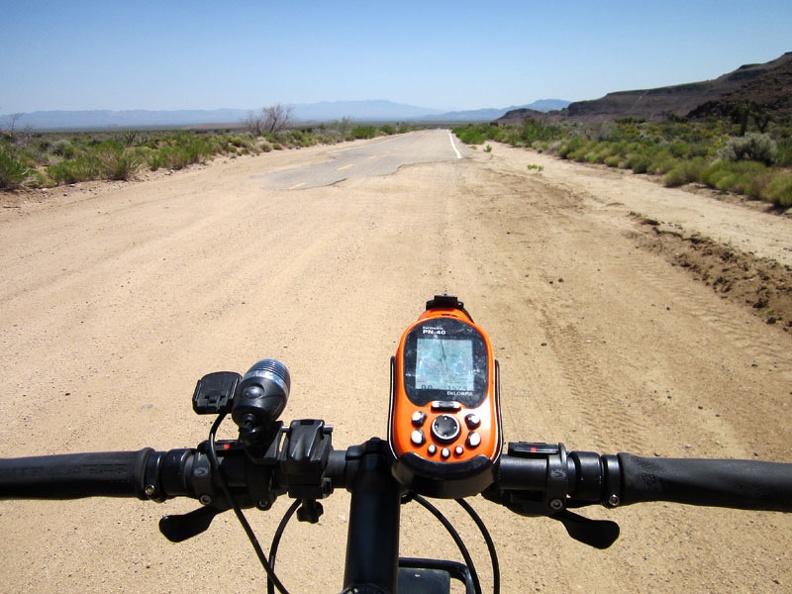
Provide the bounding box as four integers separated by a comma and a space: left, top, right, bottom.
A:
1, 0, 791, 115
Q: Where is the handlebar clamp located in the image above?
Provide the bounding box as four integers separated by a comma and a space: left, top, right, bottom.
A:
545, 444, 569, 512
505, 442, 570, 513
277, 419, 334, 502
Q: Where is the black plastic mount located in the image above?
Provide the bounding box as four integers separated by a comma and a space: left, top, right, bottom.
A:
425, 294, 473, 321
393, 452, 496, 499
277, 419, 334, 503
192, 371, 242, 415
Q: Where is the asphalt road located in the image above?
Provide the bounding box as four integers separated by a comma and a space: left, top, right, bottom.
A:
255, 129, 465, 189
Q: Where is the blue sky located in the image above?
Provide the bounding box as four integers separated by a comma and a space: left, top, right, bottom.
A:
1, 0, 790, 114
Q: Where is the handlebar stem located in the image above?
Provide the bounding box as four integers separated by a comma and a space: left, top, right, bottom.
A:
341, 438, 402, 594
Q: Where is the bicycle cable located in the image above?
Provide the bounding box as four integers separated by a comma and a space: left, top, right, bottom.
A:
266, 500, 302, 594
412, 493, 484, 594
456, 498, 500, 594
207, 413, 291, 594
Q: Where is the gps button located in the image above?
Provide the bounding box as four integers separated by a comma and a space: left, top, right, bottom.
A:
431, 414, 461, 443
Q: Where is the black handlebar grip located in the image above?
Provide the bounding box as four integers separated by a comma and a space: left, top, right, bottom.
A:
0, 449, 154, 500
618, 454, 792, 512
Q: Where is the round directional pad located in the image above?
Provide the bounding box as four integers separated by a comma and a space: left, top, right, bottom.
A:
431, 414, 460, 443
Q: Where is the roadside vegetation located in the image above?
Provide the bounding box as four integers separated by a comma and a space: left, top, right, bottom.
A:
453, 117, 792, 208
0, 116, 415, 191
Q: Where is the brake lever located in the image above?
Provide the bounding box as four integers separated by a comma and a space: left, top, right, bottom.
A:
482, 489, 620, 549
552, 509, 620, 549
159, 506, 226, 542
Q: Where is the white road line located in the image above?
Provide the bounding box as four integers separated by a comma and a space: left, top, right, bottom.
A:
448, 131, 462, 159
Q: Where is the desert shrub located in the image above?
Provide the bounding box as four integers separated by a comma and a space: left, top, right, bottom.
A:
314, 133, 337, 145
730, 161, 769, 198
746, 172, 772, 200
453, 124, 499, 145
585, 121, 617, 141
33, 137, 51, 153
498, 127, 522, 146
519, 120, 563, 144
149, 146, 194, 170
701, 160, 768, 194
51, 138, 75, 158
664, 158, 706, 187
646, 152, 676, 175
557, 136, 590, 160
663, 165, 688, 188
668, 141, 691, 158
627, 154, 653, 174
581, 144, 604, 164
762, 174, 792, 207
229, 135, 248, 148
531, 140, 548, 153
149, 133, 215, 170
454, 126, 485, 145
718, 133, 778, 165
118, 130, 139, 147
479, 124, 505, 143
98, 147, 140, 180
284, 129, 316, 147
715, 172, 740, 192
0, 148, 34, 189
48, 153, 102, 184
776, 138, 792, 167
350, 125, 377, 140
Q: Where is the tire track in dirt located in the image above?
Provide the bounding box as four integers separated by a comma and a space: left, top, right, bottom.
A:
622, 220, 792, 459
460, 162, 666, 454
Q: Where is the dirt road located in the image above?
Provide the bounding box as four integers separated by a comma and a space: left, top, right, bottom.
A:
1, 130, 790, 593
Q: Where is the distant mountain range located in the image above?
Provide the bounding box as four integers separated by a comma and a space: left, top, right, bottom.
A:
0, 99, 570, 130
498, 52, 792, 124
6, 52, 791, 131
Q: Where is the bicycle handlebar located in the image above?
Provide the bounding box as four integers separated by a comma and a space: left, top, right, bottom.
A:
2, 437, 790, 514
2, 429, 790, 592
618, 453, 792, 512
0, 449, 155, 500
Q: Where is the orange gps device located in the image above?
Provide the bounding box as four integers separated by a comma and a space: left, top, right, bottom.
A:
388, 295, 502, 498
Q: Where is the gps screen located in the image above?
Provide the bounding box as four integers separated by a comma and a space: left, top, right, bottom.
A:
415, 337, 475, 392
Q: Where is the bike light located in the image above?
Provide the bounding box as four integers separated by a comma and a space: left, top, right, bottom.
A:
232, 359, 290, 434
